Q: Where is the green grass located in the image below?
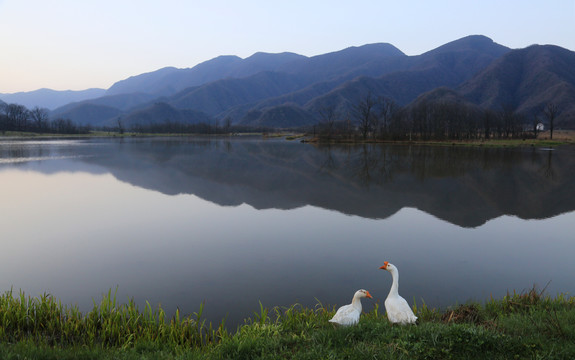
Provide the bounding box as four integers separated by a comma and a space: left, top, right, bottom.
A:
1, 287, 574, 359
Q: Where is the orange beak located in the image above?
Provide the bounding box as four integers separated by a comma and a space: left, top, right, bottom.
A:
365, 290, 373, 299
379, 261, 389, 270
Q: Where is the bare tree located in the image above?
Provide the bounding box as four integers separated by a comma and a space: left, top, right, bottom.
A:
0, 103, 8, 133
318, 104, 338, 140
5, 104, 29, 131
223, 116, 232, 134
52, 118, 79, 134
543, 102, 558, 140
500, 104, 517, 138
482, 109, 495, 139
353, 93, 376, 140
531, 115, 541, 139
29, 107, 50, 132
411, 101, 432, 140
378, 97, 398, 139
344, 111, 352, 140
117, 117, 125, 135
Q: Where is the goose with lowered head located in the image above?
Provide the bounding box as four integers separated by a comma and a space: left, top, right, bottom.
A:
379, 261, 417, 325
329, 289, 373, 326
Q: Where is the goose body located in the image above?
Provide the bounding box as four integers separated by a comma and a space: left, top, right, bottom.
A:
329, 289, 372, 326
379, 261, 417, 325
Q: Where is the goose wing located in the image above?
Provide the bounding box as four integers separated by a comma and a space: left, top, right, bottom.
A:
329, 304, 361, 326
385, 295, 417, 325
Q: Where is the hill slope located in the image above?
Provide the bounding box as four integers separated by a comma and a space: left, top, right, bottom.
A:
114, 102, 212, 128
458, 45, 575, 126
168, 72, 309, 116
51, 103, 122, 126
238, 35, 510, 126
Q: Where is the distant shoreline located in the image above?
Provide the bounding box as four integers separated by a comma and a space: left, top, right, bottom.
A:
303, 130, 575, 147
1, 129, 574, 148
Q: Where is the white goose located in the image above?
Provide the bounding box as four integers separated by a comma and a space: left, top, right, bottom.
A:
329, 289, 373, 326
379, 261, 417, 325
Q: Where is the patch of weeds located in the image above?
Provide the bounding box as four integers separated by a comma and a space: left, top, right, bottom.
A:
441, 303, 496, 330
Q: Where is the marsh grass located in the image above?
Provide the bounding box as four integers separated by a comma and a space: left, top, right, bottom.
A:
1, 287, 574, 359
0, 288, 226, 350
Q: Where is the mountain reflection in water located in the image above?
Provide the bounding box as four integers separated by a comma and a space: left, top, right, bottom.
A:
70, 137, 575, 228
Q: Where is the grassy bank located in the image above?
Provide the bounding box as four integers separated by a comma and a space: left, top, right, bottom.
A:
1, 288, 574, 359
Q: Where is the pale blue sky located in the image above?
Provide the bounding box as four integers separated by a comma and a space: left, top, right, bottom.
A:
1, 0, 573, 93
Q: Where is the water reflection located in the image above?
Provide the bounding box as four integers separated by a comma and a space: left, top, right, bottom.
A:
66, 138, 575, 227
0, 137, 573, 330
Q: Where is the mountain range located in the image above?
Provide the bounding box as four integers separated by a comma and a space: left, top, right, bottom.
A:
3, 35, 574, 129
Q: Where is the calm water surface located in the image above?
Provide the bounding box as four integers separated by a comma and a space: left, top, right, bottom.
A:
1, 137, 574, 329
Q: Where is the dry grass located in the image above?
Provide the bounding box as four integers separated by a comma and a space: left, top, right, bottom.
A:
538, 130, 575, 142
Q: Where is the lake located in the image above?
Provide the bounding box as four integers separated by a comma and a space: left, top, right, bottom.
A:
1, 136, 574, 329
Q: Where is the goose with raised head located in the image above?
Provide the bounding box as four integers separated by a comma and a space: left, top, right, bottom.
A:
329, 289, 373, 326
379, 261, 417, 325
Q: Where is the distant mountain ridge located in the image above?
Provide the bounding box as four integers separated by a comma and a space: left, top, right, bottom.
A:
52, 41, 410, 126
4, 35, 575, 129
105, 52, 308, 97
291, 36, 512, 122
0, 88, 105, 110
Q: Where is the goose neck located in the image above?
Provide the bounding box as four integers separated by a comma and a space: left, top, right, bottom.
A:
388, 269, 399, 297
351, 295, 363, 311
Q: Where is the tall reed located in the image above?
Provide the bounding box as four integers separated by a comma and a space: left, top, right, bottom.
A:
0, 288, 227, 348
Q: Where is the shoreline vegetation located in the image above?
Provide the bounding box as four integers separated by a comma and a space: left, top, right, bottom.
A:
0, 129, 574, 148
301, 129, 575, 147
1, 288, 574, 359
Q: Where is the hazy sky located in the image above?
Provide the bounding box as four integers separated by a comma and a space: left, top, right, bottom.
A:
1, 0, 573, 93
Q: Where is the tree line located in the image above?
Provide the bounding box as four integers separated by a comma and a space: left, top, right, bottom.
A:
0, 96, 560, 139
316, 94, 560, 141
0, 102, 266, 136
0, 103, 90, 134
